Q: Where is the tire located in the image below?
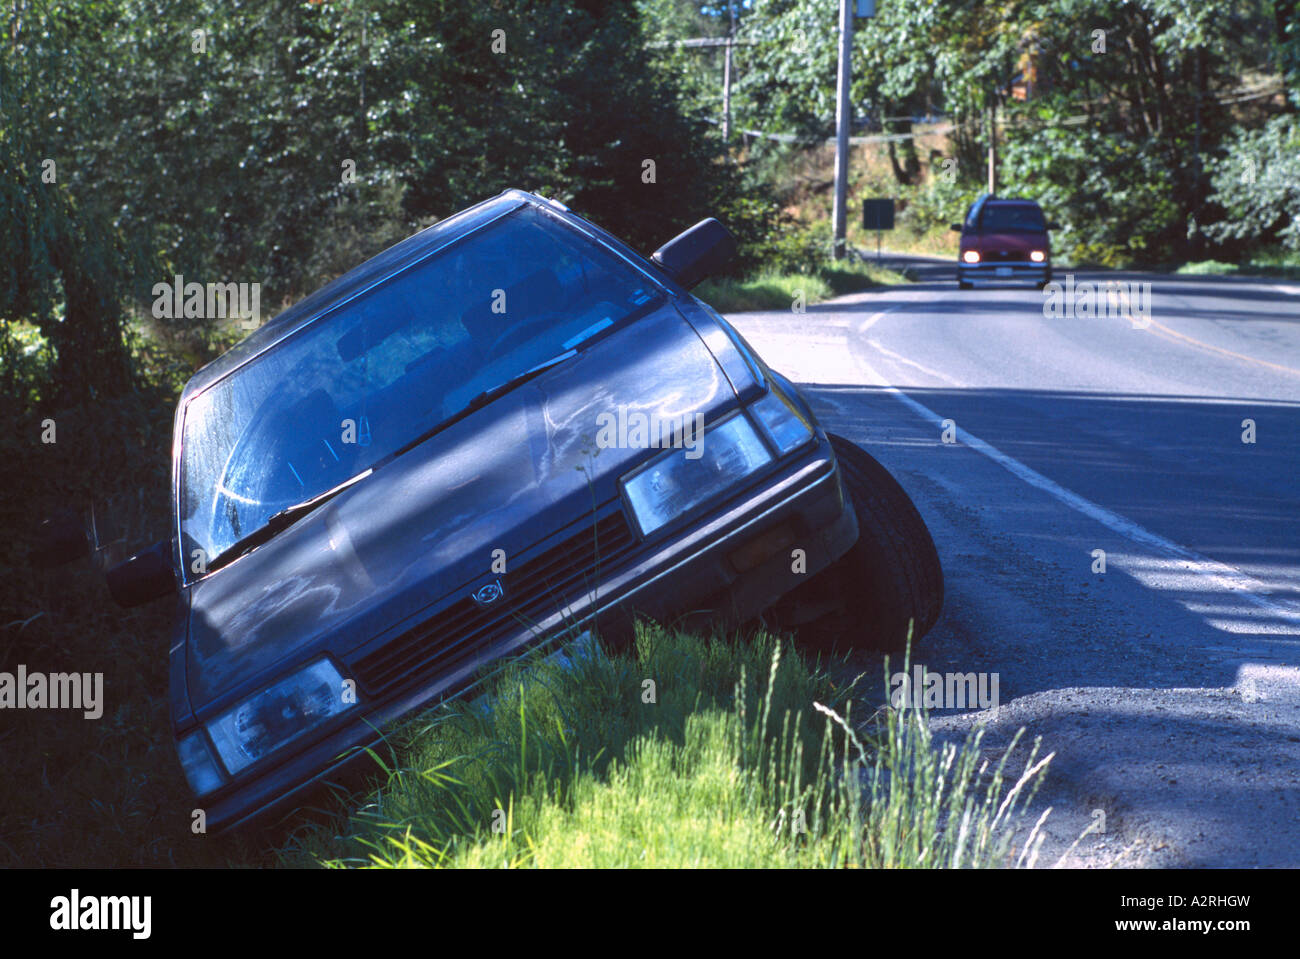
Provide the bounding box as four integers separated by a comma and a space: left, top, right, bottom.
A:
958, 277, 973, 290
773, 434, 944, 652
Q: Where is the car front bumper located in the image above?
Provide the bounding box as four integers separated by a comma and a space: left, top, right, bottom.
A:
193, 433, 858, 834
957, 261, 1050, 283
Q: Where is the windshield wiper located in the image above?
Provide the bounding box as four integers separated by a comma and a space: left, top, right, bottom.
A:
465, 349, 578, 410
380, 348, 579, 466
206, 468, 374, 573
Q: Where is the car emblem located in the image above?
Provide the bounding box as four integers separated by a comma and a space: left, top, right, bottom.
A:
472, 580, 505, 606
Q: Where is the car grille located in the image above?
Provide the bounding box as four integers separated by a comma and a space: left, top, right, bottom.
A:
350, 510, 638, 697
981, 249, 1028, 262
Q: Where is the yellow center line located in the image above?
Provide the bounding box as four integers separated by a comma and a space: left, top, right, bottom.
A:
1146, 318, 1300, 378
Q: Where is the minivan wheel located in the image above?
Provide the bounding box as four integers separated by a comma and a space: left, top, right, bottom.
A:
770, 434, 944, 652
958, 277, 973, 290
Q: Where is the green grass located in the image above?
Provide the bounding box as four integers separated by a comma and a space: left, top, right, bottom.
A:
696, 260, 910, 313
278, 625, 1053, 868
1176, 253, 1300, 281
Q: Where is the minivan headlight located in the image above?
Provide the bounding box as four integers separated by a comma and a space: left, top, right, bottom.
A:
207, 659, 355, 775
962, 250, 980, 263
622, 414, 771, 536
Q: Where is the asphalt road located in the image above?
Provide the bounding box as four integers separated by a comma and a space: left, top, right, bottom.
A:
727, 254, 1300, 867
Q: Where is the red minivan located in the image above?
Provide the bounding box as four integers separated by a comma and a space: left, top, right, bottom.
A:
952, 195, 1057, 289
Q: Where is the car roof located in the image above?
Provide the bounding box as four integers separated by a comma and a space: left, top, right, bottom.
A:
984, 197, 1042, 207
178, 188, 544, 405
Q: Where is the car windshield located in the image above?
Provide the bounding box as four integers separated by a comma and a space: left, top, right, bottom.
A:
980, 204, 1046, 232
178, 204, 663, 571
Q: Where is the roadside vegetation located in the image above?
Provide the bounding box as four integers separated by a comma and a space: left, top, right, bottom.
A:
697, 256, 911, 313
1175, 251, 1300, 281
674, 0, 1300, 272
278, 625, 1053, 869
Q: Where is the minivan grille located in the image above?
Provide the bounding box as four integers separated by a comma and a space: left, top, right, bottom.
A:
351, 511, 637, 697
982, 249, 1028, 262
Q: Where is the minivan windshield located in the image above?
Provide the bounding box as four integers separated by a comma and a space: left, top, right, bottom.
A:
979, 203, 1046, 233
179, 204, 663, 572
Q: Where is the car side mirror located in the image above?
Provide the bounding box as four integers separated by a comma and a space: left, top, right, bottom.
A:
950, 223, 964, 232
650, 218, 737, 289
106, 540, 177, 607
29, 510, 90, 568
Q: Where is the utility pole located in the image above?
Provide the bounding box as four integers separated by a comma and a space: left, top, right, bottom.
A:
722, 1, 735, 141
831, 0, 854, 259
722, 43, 733, 140
986, 97, 997, 195
833, 1, 875, 259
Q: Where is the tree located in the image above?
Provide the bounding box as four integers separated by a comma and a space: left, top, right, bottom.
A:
2, 1, 147, 405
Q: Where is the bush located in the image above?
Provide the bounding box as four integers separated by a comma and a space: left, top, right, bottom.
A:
759, 219, 835, 276
1203, 116, 1300, 253
897, 175, 981, 237
1002, 109, 1182, 267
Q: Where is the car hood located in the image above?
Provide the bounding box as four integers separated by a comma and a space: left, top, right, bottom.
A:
185, 302, 734, 711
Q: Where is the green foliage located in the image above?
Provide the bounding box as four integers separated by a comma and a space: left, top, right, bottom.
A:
733, 0, 1291, 267
1203, 115, 1300, 252
1002, 106, 1183, 266
638, 0, 733, 122
1281, 0, 1300, 107
759, 217, 834, 275
897, 174, 982, 237
735, 0, 841, 139
696, 271, 834, 312
695, 217, 909, 312
1176, 249, 1300, 280
1, 4, 151, 405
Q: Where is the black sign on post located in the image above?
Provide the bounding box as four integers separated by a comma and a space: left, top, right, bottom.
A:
862, 198, 895, 230
862, 198, 895, 262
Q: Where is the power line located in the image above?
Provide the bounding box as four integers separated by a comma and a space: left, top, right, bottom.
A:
646, 37, 754, 49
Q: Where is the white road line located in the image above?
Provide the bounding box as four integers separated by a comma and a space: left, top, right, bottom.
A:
866, 338, 966, 387
856, 309, 893, 335
852, 349, 1300, 625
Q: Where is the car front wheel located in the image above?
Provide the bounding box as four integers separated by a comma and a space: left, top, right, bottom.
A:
770, 434, 944, 652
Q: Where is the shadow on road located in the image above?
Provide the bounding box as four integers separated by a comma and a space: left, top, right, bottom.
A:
799, 382, 1300, 694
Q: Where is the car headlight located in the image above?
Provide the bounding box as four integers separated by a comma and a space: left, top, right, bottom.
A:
962, 250, 980, 263
207, 659, 356, 776
622, 413, 772, 536
750, 389, 814, 456
177, 729, 226, 796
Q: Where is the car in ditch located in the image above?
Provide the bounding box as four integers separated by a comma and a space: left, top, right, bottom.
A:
35, 189, 943, 834
952, 195, 1057, 289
